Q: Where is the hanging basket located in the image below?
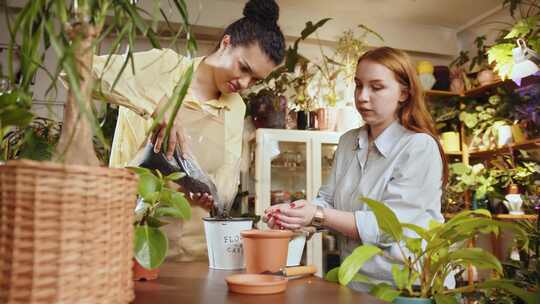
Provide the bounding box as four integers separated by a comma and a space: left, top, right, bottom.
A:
0, 160, 138, 304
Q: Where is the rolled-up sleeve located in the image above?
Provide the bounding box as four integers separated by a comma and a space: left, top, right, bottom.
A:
355, 134, 443, 247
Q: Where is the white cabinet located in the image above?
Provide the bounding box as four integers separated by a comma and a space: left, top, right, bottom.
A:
245, 128, 342, 277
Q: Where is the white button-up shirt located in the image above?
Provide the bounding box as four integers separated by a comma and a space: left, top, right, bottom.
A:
313, 120, 449, 291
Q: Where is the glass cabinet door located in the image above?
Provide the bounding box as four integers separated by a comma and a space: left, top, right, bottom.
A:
270, 141, 307, 206
320, 143, 340, 274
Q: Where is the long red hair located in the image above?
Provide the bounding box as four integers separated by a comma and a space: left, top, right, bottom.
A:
357, 47, 449, 186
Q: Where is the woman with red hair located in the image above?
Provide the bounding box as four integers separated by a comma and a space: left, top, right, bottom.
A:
264, 47, 451, 291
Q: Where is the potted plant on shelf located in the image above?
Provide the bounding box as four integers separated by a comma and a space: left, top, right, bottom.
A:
326, 198, 538, 304
428, 98, 461, 152
469, 35, 497, 86
128, 167, 191, 280
459, 94, 513, 151
449, 163, 500, 210
487, 2, 539, 83
243, 18, 331, 130
1, 1, 196, 303
491, 152, 540, 214
449, 51, 473, 94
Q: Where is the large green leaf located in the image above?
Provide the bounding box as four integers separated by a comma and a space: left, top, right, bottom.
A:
391, 264, 409, 291
401, 223, 430, 241
154, 206, 184, 218
432, 248, 502, 276
338, 244, 382, 285
434, 294, 459, 304
169, 192, 191, 220
361, 197, 403, 242
325, 267, 339, 282
134, 225, 168, 269
138, 173, 161, 202
369, 283, 401, 302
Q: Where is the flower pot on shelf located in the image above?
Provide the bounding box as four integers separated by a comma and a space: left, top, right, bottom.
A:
133, 258, 159, 281
440, 131, 460, 153
476, 69, 496, 86
496, 125, 513, 147
511, 124, 527, 143
241, 229, 293, 273
203, 217, 253, 270
450, 77, 465, 94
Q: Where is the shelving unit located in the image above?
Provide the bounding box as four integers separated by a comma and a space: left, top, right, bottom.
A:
427, 80, 539, 286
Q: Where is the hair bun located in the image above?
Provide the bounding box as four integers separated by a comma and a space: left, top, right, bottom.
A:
243, 0, 279, 28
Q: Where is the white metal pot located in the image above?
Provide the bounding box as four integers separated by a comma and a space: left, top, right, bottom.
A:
286, 232, 307, 266
203, 217, 253, 270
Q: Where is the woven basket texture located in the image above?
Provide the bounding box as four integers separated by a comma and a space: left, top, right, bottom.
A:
0, 160, 137, 304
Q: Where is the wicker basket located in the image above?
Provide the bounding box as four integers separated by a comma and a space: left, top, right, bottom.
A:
0, 160, 138, 304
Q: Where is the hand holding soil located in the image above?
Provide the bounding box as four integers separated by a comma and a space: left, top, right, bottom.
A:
263, 200, 317, 230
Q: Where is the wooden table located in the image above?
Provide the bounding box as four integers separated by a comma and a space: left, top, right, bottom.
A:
134, 261, 385, 304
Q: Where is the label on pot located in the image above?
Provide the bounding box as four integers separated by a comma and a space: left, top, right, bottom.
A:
204, 220, 253, 270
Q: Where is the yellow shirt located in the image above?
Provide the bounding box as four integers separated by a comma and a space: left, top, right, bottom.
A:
93, 49, 246, 261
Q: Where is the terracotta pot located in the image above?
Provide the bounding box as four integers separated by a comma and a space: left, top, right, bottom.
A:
507, 184, 520, 195
133, 259, 159, 281
476, 69, 496, 86
241, 229, 293, 273
450, 78, 465, 94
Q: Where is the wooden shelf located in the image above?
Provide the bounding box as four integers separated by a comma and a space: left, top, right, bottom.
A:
444, 213, 538, 221
425, 80, 511, 100
493, 214, 538, 221
444, 151, 462, 156
463, 80, 510, 98
469, 138, 540, 158
425, 90, 460, 98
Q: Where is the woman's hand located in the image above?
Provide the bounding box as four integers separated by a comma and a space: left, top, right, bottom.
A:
151, 96, 189, 160
263, 200, 317, 230
187, 192, 214, 211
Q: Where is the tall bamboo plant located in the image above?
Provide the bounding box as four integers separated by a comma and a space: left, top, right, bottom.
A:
3, 0, 197, 165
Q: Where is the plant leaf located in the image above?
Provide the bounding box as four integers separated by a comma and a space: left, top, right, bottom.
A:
338, 244, 382, 285
134, 225, 168, 269
325, 267, 339, 282
391, 264, 409, 291
434, 294, 459, 304
369, 283, 401, 302
361, 197, 403, 241
138, 173, 161, 202
169, 192, 191, 220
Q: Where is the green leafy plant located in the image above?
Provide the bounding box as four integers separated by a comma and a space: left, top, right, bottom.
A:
428, 98, 461, 133
449, 163, 498, 200
459, 94, 512, 150
4, 0, 197, 166
325, 198, 537, 304
470, 35, 491, 72
487, 1, 539, 80
128, 167, 192, 270
1, 117, 61, 161
491, 152, 540, 194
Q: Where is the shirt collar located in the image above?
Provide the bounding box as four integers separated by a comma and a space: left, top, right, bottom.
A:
184, 56, 236, 111
356, 120, 406, 158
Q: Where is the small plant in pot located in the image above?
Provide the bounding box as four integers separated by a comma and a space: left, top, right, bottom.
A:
128, 167, 192, 280
325, 198, 538, 304
469, 35, 497, 87
428, 98, 461, 152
